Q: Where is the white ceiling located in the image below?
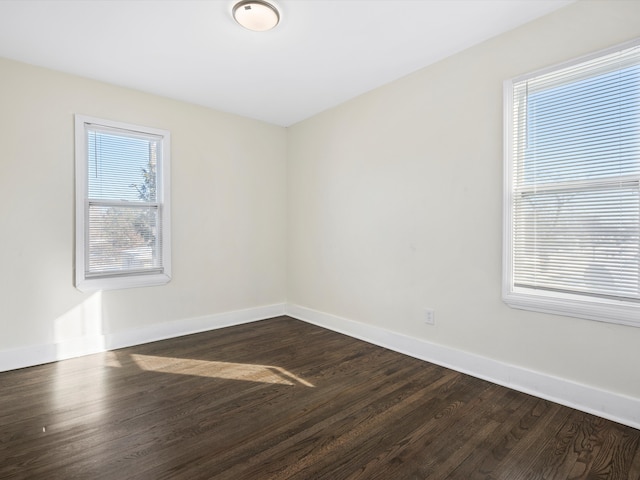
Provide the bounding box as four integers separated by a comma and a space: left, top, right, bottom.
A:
0, 0, 574, 126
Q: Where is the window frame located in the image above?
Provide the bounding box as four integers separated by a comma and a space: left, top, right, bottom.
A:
502, 39, 640, 328
75, 115, 172, 292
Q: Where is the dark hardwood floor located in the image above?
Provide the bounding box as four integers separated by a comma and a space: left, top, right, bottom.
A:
1, 316, 639, 479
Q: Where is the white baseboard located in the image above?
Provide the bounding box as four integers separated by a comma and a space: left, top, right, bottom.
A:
0, 303, 286, 373
3, 301, 638, 430
286, 304, 640, 430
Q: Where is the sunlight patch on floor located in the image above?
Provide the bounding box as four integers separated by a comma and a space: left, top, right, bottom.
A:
104, 351, 122, 368
129, 354, 314, 387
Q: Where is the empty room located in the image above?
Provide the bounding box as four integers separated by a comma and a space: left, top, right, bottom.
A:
1, 0, 639, 478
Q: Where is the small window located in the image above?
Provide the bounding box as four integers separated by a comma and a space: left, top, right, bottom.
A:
503, 39, 640, 326
75, 115, 171, 291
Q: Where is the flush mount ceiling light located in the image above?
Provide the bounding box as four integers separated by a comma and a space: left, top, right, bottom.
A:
232, 0, 280, 32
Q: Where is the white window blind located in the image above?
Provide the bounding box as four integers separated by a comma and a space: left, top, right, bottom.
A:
75, 116, 171, 291
504, 40, 640, 326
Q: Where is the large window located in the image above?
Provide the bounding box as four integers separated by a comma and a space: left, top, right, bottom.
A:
503, 39, 640, 327
75, 115, 171, 291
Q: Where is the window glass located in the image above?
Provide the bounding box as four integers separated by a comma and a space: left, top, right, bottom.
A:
503, 40, 640, 326
75, 116, 171, 291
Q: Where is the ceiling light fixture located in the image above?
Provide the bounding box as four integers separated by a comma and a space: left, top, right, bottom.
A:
232, 0, 280, 32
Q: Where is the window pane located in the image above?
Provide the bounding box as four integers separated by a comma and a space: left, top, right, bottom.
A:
87, 130, 159, 202
513, 185, 640, 300
518, 64, 640, 185
88, 203, 162, 275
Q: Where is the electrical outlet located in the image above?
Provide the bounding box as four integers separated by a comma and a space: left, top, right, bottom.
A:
424, 308, 435, 325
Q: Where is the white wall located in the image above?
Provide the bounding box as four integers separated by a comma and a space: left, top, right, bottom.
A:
0, 58, 287, 359
287, 0, 640, 401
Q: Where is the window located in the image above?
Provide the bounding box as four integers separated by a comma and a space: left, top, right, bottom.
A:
503, 39, 640, 327
75, 115, 171, 291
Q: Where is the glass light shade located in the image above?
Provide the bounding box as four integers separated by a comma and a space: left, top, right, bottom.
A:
233, 1, 280, 32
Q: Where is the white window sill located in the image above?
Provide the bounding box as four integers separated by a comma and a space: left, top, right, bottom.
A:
503, 287, 640, 328
76, 272, 171, 292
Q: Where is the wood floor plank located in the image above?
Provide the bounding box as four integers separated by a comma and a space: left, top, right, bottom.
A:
1, 316, 638, 480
